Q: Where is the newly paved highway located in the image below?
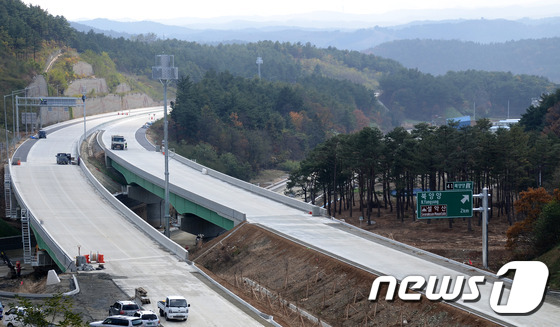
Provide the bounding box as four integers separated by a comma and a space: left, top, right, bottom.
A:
9, 108, 267, 326
10, 107, 560, 326
102, 113, 560, 327
101, 116, 308, 220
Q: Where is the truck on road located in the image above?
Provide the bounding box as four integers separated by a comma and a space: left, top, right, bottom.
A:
111, 135, 127, 150
157, 295, 190, 321
56, 153, 72, 165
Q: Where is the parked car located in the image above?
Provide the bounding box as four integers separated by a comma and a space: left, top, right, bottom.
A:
108, 300, 140, 316
89, 316, 143, 327
133, 310, 159, 327
0, 300, 3, 320
38, 130, 47, 138
3, 307, 27, 327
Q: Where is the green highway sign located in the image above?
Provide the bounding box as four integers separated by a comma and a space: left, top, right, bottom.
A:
416, 190, 473, 219
446, 181, 473, 190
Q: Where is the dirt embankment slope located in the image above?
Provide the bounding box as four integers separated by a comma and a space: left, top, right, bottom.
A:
191, 223, 497, 327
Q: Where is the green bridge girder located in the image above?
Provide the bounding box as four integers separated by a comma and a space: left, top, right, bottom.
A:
31, 225, 66, 271
111, 160, 235, 231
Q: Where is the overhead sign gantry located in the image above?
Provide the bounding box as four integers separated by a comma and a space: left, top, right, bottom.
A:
14, 96, 81, 134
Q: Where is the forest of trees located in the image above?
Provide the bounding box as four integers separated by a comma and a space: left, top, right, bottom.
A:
72, 32, 556, 126
167, 70, 384, 180
0, 0, 72, 60
1, 0, 560, 268
2, 0, 558, 133
287, 90, 560, 243
378, 69, 554, 123
371, 38, 560, 84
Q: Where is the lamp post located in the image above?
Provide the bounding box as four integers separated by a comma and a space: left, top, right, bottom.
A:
152, 55, 178, 238
82, 94, 86, 142
3, 94, 10, 162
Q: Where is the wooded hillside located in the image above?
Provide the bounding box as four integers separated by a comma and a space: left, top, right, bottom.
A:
370, 38, 560, 83
1, 0, 558, 179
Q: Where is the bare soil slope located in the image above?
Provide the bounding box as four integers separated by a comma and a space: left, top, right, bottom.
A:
191, 222, 499, 327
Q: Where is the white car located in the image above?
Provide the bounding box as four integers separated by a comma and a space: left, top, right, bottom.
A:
108, 300, 140, 316
89, 315, 143, 327
133, 310, 159, 327
3, 307, 27, 327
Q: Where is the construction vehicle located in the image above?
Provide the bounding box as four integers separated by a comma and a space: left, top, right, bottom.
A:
111, 135, 127, 150
1, 250, 17, 279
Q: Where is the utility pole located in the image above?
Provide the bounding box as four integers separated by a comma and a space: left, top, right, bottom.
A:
82, 93, 86, 142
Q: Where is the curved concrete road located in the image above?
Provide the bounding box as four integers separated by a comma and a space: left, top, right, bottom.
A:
10, 108, 268, 326
102, 113, 560, 327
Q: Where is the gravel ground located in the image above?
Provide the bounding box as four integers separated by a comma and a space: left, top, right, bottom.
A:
0, 268, 130, 324
71, 271, 132, 322
1, 229, 195, 325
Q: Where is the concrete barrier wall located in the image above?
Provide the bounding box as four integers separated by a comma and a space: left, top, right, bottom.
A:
0, 274, 80, 298
171, 154, 327, 216
136, 128, 326, 216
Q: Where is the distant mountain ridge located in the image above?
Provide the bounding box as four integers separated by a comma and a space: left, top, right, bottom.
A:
71, 17, 560, 51
369, 38, 560, 83
71, 17, 560, 84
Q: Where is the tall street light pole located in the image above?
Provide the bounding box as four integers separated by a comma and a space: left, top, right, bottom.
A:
82, 93, 86, 142
152, 54, 178, 238
3, 94, 10, 162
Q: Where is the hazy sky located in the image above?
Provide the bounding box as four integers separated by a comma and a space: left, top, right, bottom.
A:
22, 0, 559, 22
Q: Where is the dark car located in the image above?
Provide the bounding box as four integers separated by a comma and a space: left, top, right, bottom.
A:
56, 153, 71, 165
38, 130, 47, 138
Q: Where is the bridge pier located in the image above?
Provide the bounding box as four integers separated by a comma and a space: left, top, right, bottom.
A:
124, 185, 227, 238
180, 213, 226, 240
127, 185, 164, 228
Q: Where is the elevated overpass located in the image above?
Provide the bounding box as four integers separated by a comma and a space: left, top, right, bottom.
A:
7, 108, 274, 326
101, 119, 325, 235
99, 113, 560, 327
7, 107, 560, 326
